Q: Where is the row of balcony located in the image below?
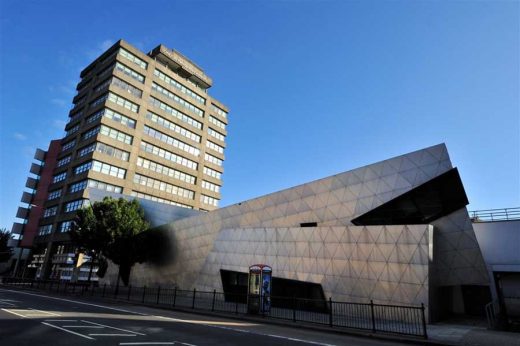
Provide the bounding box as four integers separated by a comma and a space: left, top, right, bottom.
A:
10, 148, 47, 247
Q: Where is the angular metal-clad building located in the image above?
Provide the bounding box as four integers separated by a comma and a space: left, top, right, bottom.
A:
105, 143, 489, 321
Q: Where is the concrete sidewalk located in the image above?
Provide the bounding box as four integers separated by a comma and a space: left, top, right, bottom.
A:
427, 323, 520, 346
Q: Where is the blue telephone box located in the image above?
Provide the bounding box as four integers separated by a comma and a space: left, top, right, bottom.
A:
247, 264, 272, 314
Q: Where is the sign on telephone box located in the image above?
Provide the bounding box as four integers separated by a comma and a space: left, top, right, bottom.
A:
247, 264, 272, 314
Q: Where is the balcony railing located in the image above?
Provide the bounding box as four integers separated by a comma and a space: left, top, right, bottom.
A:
469, 207, 520, 222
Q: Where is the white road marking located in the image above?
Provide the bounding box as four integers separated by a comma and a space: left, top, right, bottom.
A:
267, 333, 337, 345
155, 314, 337, 345
1, 308, 28, 318
63, 325, 105, 328
44, 319, 78, 322
28, 308, 61, 316
2, 308, 61, 318
0, 288, 148, 316
119, 343, 175, 345
88, 333, 136, 337
2, 288, 334, 345
41, 321, 95, 340
206, 324, 337, 346
176, 342, 198, 346
81, 319, 146, 335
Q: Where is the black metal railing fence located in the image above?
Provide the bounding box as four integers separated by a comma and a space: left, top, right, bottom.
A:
469, 207, 520, 222
1, 277, 427, 338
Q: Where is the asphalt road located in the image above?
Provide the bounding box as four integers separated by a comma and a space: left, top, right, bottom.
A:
0, 288, 405, 346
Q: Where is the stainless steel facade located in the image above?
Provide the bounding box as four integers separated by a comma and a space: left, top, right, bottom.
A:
103, 143, 489, 321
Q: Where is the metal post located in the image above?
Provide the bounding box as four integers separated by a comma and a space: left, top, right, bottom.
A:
370, 300, 376, 333
421, 303, 428, 339
211, 289, 216, 312
127, 286, 132, 301
72, 282, 76, 294
12, 248, 24, 278
293, 296, 296, 322
173, 287, 177, 307
235, 297, 238, 314
156, 286, 161, 305
192, 288, 196, 309
329, 297, 333, 327
57, 281, 61, 293
142, 286, 147, 303
102, 283, 106, 298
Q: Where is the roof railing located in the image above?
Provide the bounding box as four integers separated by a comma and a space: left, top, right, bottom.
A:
469, 207, 520, 222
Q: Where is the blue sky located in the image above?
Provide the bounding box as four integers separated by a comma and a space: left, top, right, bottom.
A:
0, 0, 518, 229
